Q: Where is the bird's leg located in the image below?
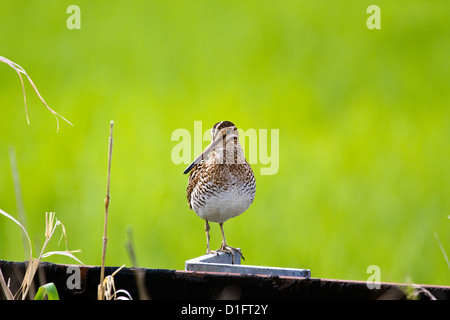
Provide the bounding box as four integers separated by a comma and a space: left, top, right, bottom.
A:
218, 223, 245, 263
205, 220, 211, 254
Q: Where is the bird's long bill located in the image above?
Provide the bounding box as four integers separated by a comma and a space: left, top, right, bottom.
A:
183, 134, 224, 174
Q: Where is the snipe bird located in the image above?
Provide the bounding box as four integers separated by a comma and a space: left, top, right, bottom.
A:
183, 121, 256, 260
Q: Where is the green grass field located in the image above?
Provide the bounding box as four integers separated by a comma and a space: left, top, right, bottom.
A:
1, 1, 449, 287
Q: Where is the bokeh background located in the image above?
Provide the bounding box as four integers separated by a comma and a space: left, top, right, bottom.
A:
0, 1, 449, 286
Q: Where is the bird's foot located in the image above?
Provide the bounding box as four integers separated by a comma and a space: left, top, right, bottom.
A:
214, 243, 245, 264
206, 248, 219, 256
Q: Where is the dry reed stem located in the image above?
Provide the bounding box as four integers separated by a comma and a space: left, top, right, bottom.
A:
98, 121, 114, 300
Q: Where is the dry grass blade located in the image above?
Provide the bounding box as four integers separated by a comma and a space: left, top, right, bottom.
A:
45, 211, 55, 239
0, 208, 82, 299
42, 250, 83, 264
0, 208, 35, 299
400, 276, 438, 300
19, 258, 40, 300
22, 212, 83, 299
41, 213, 83, 264
0, 56, 73, 132
0, 208, 33, 260
0, 267, 14, 300
102, 265, 132, 300
410, 284, 437, 300
114, 289, 133, 300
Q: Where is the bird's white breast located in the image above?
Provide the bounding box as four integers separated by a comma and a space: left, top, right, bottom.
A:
193, 186, 254, 223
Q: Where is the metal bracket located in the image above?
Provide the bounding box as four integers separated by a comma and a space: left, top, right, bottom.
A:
185, 249, 311, 278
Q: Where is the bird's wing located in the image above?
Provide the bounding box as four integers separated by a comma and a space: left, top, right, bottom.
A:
186, 160, 205, 209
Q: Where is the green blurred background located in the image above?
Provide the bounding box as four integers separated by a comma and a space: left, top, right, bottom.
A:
0, 1, 449, 286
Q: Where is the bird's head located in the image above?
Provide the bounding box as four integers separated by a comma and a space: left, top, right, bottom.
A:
183, 120, 240, 174
211, 120, 239, 144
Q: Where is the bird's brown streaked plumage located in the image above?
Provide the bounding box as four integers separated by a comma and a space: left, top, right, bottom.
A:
184, 121, 256, 260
